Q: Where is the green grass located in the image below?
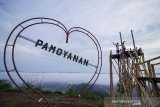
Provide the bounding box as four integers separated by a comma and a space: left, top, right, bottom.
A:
0, 80, 13, 92
0, 80, 104, 107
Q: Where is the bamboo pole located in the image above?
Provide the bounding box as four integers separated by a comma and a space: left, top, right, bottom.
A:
131, 30, 136, 50
127, 49, 154, 106
109, 50, 114, 98
130, 31, 142, 99
138, 56, 160, 65
147, 61, 153, 97
152, 62, 160, 66
147, 61, 152, 77
141, 49, 148, 77
150, 64, 160, 97
151, 65, 156, 78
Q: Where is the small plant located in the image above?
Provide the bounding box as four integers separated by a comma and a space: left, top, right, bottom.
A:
43, 90, 52, 94
117, 83, 124, 94
53, 91, 63, 95
20, 81, 34, 93
65, 88, 76, 97
0, 80, 13, 92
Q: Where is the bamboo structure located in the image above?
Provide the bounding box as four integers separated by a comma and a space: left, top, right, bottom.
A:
109, 30, 160, 107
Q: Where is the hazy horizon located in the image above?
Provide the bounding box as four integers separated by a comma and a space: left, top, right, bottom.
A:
0, 0, 160, 89
0, 72, 118, 86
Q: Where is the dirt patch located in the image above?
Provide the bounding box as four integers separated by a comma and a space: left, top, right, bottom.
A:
7, 102, 76, 107
54, 103, 76, 107
0, 92, 100, 107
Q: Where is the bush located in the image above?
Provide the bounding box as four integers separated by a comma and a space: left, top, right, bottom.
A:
19, 81, 44, 93
65, 88, 76, 97
43, 90, 52, 94
53, 91, 63, 95
82, 89, 101, 100
65, 84, 101, 100
117, 83, 124, 94
20, 82, 34, 93
0, 80, 13, 92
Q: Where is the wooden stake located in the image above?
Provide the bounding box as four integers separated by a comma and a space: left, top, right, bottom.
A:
109, 50, 114, 98
131, 30, 136, 50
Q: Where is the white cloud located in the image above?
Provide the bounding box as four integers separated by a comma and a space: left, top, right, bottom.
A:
0, 0, 160, 85
15, 44, 44, 56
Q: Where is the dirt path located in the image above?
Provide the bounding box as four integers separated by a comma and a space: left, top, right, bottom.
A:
0, 92, 100, 107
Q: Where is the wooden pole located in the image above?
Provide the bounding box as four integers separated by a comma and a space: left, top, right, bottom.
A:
119, 32, 123, 50
138, 56, 160, 65
150, 64, 160, 97
147, 61, 152, 77
152, 62, 160, 66
119, 32, 129, 98
151, 65, 156, 78
131, 30, 136, 50
109, 50, 114, 98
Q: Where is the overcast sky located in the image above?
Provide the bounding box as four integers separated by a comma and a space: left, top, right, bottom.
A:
0, 0, 160, 84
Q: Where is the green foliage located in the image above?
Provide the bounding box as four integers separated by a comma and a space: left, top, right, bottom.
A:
0, 81, 104, 107
65, 88, 76, 97
53, 91, 63, 95
76, 102, 94, 107
34, 87, 43, 92
82, 89, 97, 99
43, 90, 52, 94
64, 84, 104, 107
65, 84, 102, 100
19, 81, 44, 93
117, 83, 124, 94
20, 82, 34, 93
0, 80, 13, 92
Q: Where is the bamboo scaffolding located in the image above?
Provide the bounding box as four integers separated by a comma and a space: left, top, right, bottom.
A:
109, 30, 160, 107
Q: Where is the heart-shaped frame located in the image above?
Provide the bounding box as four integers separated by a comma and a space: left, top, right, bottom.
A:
4, 17, 102, 107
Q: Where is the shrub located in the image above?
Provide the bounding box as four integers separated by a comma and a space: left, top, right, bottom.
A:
53, 91, 63, 95
43, 90, 52, 94
0, 80, 13, 92
65, 88, 76, 97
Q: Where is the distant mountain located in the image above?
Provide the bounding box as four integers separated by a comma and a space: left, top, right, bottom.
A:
40, 82, 110, 98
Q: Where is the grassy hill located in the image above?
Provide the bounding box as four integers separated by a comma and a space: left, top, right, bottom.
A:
0, 80, 109, 107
